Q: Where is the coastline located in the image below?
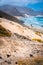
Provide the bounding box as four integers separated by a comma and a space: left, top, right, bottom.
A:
27, 24, 43, 33
25, 24, 43, 33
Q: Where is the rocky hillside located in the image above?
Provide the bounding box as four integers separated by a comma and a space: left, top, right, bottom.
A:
0, 18, 43, 65
0, 10, 24, 24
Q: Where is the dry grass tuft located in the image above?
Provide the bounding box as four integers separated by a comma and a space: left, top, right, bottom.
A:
0, 25, 12, 37
16, 58, 43, 65
35, 32, 42, 36
32, 38, 43, 43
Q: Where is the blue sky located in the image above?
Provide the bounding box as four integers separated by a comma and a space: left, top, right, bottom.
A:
27, 2, 43, 11
0, 0, 43, 11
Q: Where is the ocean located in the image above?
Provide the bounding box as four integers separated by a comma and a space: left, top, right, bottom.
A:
20, 16, 43, 28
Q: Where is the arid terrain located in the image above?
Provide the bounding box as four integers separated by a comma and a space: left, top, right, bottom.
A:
0, 18, 43, 65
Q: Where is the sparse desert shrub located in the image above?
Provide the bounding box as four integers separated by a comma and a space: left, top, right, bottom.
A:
0, 25, 12, 37
34, 58, 43, 65
17, 58, 43, 65
32, 38, 43, 43
35, 32, 42, 36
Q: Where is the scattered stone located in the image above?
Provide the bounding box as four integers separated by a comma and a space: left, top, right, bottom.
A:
15, 62, 18, 64
7, 54, 11, 58
37, 50, 40, 53
29, 54, 33, 57
0, 56, 2, 59
5, 60, 11, 64
14, 50, 16, 52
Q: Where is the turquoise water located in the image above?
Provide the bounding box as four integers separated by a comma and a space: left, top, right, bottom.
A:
20, 17, 43, 27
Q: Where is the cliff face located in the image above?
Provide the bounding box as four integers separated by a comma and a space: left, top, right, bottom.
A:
0, 18, 43, 65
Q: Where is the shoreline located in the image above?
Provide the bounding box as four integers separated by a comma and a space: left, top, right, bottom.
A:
24, 23, 43, 33
18, 16, 43, 33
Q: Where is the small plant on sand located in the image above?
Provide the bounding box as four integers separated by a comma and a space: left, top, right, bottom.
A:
35, 31, 42, 36
32, 38, 43, 43
0, 25, 12, 37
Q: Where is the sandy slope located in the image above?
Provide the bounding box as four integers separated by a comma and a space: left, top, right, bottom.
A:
0, 18, 43, 40
0, 36, 43, 65
0, 18, 43, 65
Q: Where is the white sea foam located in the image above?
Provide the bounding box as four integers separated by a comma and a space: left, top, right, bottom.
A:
20, 16, 43, 27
